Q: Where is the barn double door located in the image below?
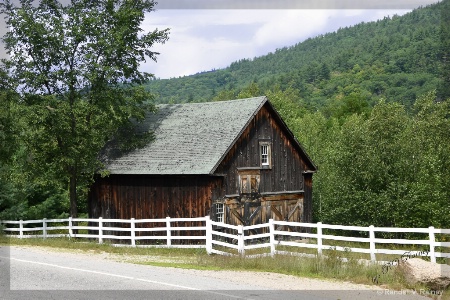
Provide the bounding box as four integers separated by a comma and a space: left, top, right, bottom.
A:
226, 196, 304, 227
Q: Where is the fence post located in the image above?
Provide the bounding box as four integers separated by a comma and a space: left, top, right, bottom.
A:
205, 216, 212, 254
43, 218, 47, 239
166, 217, 171, 247
269, 219, 275, 257
19, 219, 23, 239
429, 226, 436, 263
369, 225, 376, 262
98, 217, 103, 244
68, 217, 73, 238
237, 225, 245, 256
130, 218, 136, 247
317, 222, 323, 256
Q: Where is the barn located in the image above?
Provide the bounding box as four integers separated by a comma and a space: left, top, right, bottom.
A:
88, 96, 317, 227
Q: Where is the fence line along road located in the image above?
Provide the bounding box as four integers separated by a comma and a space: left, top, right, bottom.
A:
1, 217, 449, 263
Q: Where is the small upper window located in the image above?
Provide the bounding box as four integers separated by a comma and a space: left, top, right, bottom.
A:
259, 142, 271, 168
261, 145, 269, 165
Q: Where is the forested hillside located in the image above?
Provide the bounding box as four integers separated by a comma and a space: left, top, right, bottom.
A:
146, 1, 445, 110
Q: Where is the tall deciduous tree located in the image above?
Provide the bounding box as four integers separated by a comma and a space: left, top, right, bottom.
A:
0, 69, 16, 164
0, 69, 21, 220
0, 0, 169, 217
308, 92, 450, 230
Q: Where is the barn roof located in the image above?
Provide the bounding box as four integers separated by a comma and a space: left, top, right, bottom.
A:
104, 96, 267, 175
103, 96, 316, 175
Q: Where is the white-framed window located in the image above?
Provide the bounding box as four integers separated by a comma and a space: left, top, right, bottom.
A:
261, 144, 269, 166
259, 141, 271, 167
215, 203, 224, 223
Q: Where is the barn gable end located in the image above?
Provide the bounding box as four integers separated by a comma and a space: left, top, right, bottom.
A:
212, 101, 315, 226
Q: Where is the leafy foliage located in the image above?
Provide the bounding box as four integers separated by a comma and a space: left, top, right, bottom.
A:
302, 92, 450, 229
0, 0, 169, 218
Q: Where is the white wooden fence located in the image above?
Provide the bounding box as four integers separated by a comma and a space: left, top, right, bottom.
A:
1, 217, 449, 263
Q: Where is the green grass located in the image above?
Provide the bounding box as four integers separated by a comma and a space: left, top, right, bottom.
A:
0, 235, 200, 256
273, 237, 450, 265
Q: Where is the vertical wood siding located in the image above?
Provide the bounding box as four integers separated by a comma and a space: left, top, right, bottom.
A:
89, 175, 222, 220
215, 104, 308, 195
303, 173, 313, 223
214, 103, 313, 226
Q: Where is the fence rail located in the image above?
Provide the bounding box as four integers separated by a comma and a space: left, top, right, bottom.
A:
1, 217, 449, 263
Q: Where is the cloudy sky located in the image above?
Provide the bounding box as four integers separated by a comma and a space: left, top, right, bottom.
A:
140, 0, 440, 79
0, 0, 440, 79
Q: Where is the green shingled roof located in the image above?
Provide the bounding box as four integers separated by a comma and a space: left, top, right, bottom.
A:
104, 96, 267, 175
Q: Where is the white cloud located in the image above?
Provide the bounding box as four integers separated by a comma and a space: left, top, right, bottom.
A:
253, 10, 335, 48
150, 33, 247, 78
143, 10, 262, 78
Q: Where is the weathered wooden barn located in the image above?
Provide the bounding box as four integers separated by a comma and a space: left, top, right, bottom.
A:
88, 96, 317, 227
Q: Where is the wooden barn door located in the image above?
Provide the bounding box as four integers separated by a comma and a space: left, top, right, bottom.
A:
262, 196, 304, 228
228, 201, 262, 227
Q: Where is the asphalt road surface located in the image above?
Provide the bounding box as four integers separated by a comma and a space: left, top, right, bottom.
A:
0, 245, 430, 300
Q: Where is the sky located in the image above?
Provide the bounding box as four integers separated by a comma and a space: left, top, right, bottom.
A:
0, 0, 441, 80
140, 0, 440, 79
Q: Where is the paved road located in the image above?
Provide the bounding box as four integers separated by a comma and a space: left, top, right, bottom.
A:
0, 245, 429, 300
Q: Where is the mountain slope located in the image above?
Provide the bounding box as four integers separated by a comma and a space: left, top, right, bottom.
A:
145, 1, 446, 109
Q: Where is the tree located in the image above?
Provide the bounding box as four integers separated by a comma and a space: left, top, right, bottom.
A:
237, 81, 260, 99
437, 0, 450, 100
0, 0, 169, 218
0, 70, 17, 164
212, 89, 236, 102
404, 91, 450, 228
313, 92, 450, 230
0, 69, 22, 220
335, 92, 371, 120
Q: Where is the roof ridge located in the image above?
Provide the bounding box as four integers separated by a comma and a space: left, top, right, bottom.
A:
156, 96, 266, 107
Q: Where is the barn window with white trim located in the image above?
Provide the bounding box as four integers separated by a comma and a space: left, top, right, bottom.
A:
260, 142, 271, 167
215, 203, 224, 223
